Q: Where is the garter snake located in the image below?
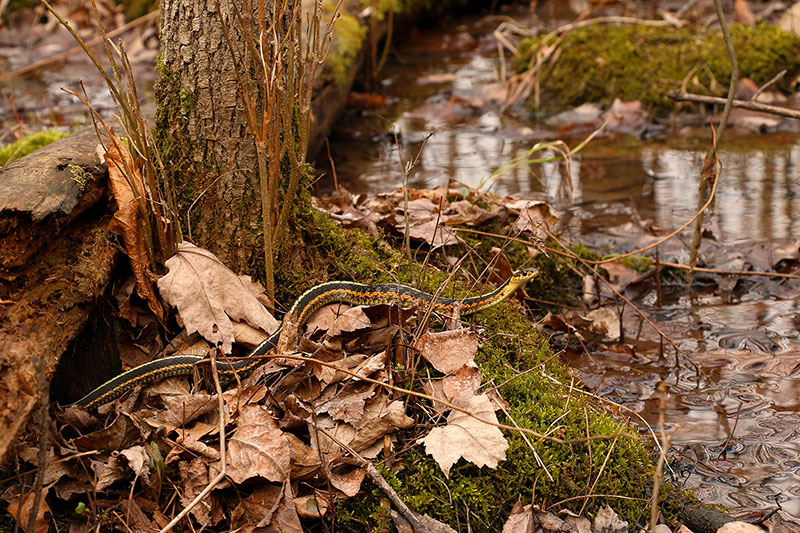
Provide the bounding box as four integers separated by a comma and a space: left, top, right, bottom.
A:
73, 268, 538, 410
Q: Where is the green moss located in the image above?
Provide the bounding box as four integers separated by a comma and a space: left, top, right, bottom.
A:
123, 0, 157, 21
68, 164, 94, 191
336, 293, 653, 530
0, 130, 67, 167
153, 56, 204, 228
518, 23, 800, 115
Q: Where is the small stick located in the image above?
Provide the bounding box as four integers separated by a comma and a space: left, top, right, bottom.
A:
29, 348, 50, 533
668, 91, 800, 120
159, 350, 227, 533
649, 382, 675, 532
365, 464, 432, 533
655, 247, 662, 308
751, 70, 786, 102
317, 425, 433, 533
717, 401, 743, 460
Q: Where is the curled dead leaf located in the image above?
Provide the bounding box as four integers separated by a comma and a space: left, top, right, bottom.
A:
104, 134, 164, 323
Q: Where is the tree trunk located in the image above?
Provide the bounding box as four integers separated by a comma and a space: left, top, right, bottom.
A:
156, 0, 280, 274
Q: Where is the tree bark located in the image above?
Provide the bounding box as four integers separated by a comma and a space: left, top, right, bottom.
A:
156, 0, 274, 273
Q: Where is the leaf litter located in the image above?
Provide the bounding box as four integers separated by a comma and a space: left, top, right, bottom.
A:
10, 181, 653, 530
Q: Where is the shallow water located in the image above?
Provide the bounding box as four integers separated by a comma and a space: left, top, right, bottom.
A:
315, 9, 800, 526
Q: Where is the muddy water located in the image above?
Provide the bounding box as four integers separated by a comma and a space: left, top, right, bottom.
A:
315, 11, 800, 526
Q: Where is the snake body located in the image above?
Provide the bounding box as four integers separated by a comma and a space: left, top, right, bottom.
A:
74, 268, 538, 410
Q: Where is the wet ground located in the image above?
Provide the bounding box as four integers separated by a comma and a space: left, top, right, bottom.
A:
313, 8, 800, 526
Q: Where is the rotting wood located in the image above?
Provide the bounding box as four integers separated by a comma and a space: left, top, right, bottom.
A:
0, 213, 118, 464
0, 126, 108, 271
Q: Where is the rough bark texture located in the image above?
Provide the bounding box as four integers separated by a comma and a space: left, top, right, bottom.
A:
157, 0, 267, 273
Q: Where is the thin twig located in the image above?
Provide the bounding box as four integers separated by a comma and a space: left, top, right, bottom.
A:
649, 382, 674, 532
668, 91, 800, 120
29, 348, 50, 533
688, 0, 738, 272
579, 429, 623, 516
159, 351, 227, 533
751, 70, 786, 102
717, 401, 743, 460
366, 464, 432, 532
247, 352, 621, 444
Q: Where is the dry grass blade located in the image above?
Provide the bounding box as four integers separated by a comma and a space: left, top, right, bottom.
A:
43, 0, 178, 281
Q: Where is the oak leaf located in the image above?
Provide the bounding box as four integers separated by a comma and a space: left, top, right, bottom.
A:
226, 404, 290, 483
420, 393, 508, 477
413, 328, 478, 374
157, 241, 279, 353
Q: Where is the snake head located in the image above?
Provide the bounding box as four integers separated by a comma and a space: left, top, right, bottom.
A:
512, 267, 539, 284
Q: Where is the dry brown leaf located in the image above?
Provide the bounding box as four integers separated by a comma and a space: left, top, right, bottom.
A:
157, 241, 279, 353
294, 494, 329, 518
226, 404, 290, 483
142, 391, 217, 430
104, 134, 164, 323
316, 386, 376, 424
16, 447, 73, 486
270, 482, 303, 533
6, 485, 52, 533
92, 455, 126, 491
401, 220, 461, 249
401, 197, 439, 219
417, 513, 459, 533
423, 379, 449, 417
447, 199, 502, 226
420, 393, 508, 477
442, 365, 482, 405
593, 504, 628, 533
414, 328, 478, 374
506, 199, 560, 242
505, 503, 580, 533
583, 308, 621, 341
328, 466, 366, 497
351, 398, 414, 450
488, 247, 515, 285
230, 484, 282, 529
286, 433, 320, 478
179, 457, 211, 525
306, 304, 371, 337
120, 445, 150, 478
72, 414, 139, 452
232, 321, 269, 348
315, 415, 357, 460
123, 497, 153, 532
502, 499, 533, 533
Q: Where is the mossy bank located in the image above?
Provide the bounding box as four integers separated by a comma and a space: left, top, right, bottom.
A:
517, 23, 800, 115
